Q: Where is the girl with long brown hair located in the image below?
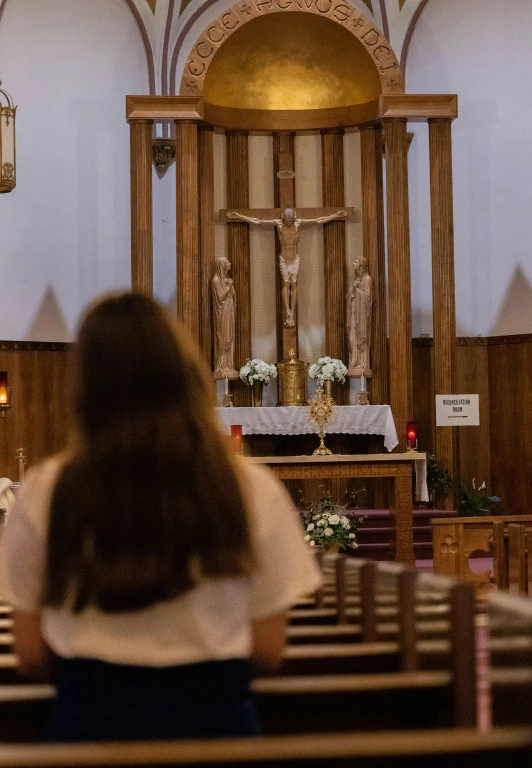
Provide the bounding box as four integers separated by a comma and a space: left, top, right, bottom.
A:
0, 293, 320, 742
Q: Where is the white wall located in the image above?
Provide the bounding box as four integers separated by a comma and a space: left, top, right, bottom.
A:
0, 0, 149, 340
407, 0, 532, 337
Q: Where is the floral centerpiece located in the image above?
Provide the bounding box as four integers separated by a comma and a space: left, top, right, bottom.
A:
309, 357, 347, 386
239, 358, 277, 385
239, 358, 277, 407
300, 488, 365, 552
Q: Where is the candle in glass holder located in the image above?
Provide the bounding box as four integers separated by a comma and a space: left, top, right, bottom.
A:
230, 424, 243, 454
406, 421, 418, 451
224, 376, 229, 396
0, 372, 8, 404
360, 373, 366, 392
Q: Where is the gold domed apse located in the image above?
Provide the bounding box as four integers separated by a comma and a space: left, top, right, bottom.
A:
203, 12, 382, 112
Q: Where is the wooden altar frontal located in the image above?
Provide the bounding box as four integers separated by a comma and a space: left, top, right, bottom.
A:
253, 453, 425, 565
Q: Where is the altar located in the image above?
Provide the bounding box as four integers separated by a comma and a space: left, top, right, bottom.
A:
252, 453, 426, 565
216, 405, 398, 452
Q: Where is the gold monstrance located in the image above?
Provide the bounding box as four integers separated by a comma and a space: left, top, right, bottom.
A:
306, 386, 336, 456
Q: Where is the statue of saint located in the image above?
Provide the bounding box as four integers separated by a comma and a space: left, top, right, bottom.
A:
347, 256, 373, 375
227, 207, 346, 327
212, 257, 238, 377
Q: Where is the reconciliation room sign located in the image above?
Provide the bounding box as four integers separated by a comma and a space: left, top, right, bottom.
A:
435, 395, 480, 426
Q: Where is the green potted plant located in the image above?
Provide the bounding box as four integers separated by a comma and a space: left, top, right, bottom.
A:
425, 453, 453, 508
460, 479, 501, 516
299, 487, 365, 552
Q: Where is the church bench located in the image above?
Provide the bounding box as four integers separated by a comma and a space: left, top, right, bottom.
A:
487, 592, 532, 726
0, 728, 530, 767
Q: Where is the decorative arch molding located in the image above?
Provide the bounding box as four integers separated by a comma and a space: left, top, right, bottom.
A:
400, 0, 430, 73
178, 0, 404, 98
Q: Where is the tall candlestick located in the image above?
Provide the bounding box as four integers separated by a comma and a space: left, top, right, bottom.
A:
225, 375, 229, 395
361, 374, 366, 392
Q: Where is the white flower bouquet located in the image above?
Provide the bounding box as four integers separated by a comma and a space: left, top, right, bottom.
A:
309, 356, 347, 384
300, 488, 365, 551
239, 358, 278, 386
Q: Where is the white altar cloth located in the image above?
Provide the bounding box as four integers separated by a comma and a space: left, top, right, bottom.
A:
216, 405, 399, 452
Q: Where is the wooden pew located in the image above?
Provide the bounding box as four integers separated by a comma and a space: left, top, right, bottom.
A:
257, 560, 478, 732
0, 728, 529, 767
491, 522, 532, 595
488, 592, 532, 725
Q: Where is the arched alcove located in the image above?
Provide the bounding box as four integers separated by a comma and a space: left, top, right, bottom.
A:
203, 12, 382, 111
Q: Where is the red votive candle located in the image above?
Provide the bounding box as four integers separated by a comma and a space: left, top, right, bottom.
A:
406, 421, 417, 450
230, 424, 243, 454
0, 372, 8, 404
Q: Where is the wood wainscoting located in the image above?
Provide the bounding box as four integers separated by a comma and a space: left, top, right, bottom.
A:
413, 334, 532, 516
0, 336, 530, 514
0, 342, 70, 481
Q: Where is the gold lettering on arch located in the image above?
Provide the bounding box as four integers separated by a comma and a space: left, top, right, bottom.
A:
361, 28, 380, 46
196, 40, 214, 59
316, 0, 332, 13
332, 3, 351, 22
374, 45, 391, 62
188, 60, 205, 77
207, 25, 225, 43
222, 11, 239, 28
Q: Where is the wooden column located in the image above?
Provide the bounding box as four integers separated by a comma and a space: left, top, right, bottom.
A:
361, 124, 389, 507
360, 124, 388, 406
429, 118, 457, 507
198, 126, 215, 365
273, 132, 297, 360
321, 129, 348, 405
226, 132, 252, 406
384, 118, 413, 452
129, 119, 153, 295
175, 121, 200, 344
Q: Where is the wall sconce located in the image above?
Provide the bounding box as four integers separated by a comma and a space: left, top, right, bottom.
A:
0, 371, 13, 417
0, 81, 16, 193
406, 421, 418, 452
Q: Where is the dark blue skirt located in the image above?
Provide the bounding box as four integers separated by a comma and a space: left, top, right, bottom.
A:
48, 657, 259, 742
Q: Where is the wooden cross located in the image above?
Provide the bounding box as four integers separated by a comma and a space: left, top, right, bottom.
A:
221, 206, 357, 360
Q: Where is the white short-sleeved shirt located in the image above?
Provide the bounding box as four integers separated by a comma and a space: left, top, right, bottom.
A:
0, 456, 321, 667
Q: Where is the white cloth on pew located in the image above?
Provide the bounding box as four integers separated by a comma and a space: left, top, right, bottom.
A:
0, 456, 321, 666
216, 405, 399, 452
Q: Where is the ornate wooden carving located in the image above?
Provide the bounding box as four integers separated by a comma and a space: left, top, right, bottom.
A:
384, 118, 413, 451
180, 1, 404, 99
198, 126, 215, 364
175, 121, 200, 343
226, 132, 252, 406
129, 119, 153, 296
429, 118, 457, 509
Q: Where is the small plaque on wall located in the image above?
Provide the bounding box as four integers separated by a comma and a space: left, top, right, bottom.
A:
436, 395, 480, 426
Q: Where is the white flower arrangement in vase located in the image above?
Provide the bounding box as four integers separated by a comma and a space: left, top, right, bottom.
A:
309, 357, 347, 385
300, 489, 365, 552
239, 359, 278, 386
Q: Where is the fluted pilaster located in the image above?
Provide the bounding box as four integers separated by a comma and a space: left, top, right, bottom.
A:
360, 124, 388, 406
384, 118, 413, 451
321, 129, 347, 405
198, 126, 215, 365
226, 131, 251, 406
429, 118, 457, 507
129, 119, 153, 295
175, 121, 200, 344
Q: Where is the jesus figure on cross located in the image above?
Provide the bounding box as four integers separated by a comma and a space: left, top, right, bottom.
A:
227, 207, 347, 327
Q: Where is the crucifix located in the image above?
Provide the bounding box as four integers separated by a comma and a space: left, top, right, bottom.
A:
222, 203, 356, 358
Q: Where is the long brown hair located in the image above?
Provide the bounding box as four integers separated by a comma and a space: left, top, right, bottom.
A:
43, 293, 254, 613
